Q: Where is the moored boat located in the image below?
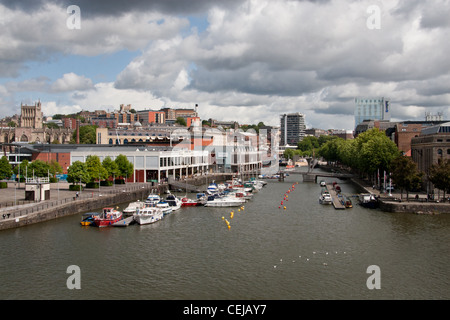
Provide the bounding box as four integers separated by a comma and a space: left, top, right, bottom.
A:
204, 195, 246, 207
359, 193, 379, 209
319, 189, 332, 204
123, 200, 144, 216
93, 208, 123, 227
133, 206, 163, 225
145, 194, 161, 206
165, 193, 182, 211
156, 201, 172, 215
80, 212, 99, 226
181, 197, 201, 207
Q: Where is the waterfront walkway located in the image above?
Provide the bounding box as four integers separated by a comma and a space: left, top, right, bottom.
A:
0, 181, 161, 224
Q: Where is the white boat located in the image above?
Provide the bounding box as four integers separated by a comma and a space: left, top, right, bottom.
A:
145, 194, 161, 206
207, 182, 219, 194
123, 200, 144, 216
133, 206, 164, 225
204, 195, 246, 207
156, 201, 173, 215
165, 193, 182, 211
319, 189, 332, 204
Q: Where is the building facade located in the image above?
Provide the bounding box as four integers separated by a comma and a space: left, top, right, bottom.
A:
354, 97, 390, 129
280, 113, 306, 146
411, 122, 450, 173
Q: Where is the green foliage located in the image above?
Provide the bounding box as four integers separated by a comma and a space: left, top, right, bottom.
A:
86, 155, 108, 182
319, 129, 400, 177
115, 154, 134, 179
429, 159, 450, 197
49, 160, 63, 177
390, 155, 423, 200
67, 161, 90, 185
102, 156, 119, 179
28, 160, 51, 177
0, 181, 8, 188
71, 125, 97, 144
297, 136, 319, 153
0, 156, 12, 180
175, 117, 187, 126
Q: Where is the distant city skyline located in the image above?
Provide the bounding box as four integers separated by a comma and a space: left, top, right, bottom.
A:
1, 0, 449, 131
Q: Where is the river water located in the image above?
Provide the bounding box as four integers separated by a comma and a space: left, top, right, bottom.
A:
1, 171, 449, 300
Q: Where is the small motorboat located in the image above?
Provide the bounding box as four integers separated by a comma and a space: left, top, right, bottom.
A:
165, 193, 182, 211
181, 197, 201, 207
133, 206, 164, 225
93, 208, 123, 227
123, 200, 144, 216
80, 212, 99, 226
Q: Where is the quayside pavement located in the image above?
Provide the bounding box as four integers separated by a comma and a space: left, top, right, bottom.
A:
0, 181, 165, 231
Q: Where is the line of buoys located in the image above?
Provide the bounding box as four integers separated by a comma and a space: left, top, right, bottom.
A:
278, 182, 300, 211
221, 206, 246, 230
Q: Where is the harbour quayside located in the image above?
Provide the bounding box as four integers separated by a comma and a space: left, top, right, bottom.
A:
79, 178, 268, 227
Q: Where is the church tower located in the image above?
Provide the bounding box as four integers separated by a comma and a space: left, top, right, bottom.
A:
20, 101, 43, 129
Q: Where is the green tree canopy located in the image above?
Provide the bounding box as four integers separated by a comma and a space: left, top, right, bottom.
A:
28, 160, 51, 177
175, 117, 187, 126
67, 161, 90, 185
71, 125, 97, 144
102, 156, 119, 179
390, 155, 423, 200
429, 159, 450, 199
115, 154, 134, 179
86, 155, 108, 182
0, 156, 12, 180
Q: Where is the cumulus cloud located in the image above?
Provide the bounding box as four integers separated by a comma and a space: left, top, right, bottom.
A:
1, 0, 449, 129
51, 73, 94, 92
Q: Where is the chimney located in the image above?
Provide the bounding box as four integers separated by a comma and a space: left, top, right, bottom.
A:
76, 119, 80, 144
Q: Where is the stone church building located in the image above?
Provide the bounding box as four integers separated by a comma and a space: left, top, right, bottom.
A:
1, 101, 74, 145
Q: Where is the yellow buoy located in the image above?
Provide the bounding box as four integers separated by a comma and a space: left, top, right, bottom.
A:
283, 206, 286, 210
222, 216, 225, 220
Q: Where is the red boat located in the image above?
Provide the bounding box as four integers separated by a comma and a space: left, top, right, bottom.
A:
93, 207, 123, 227
181, 197, 201, 207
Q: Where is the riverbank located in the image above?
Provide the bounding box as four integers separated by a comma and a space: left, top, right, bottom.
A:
350, 176, 450, 215
0, 173, 232, 231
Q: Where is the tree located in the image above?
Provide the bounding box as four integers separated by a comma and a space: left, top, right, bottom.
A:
319, 137, 345, 162
429, 159, 450, 200
85, 155, 108, 183
298, 136, 319, 153
115, 154, 134, 180
175, 117, 187, 126
49, 160, 63, 177
390, 155, 423, 200
353, 129, 400, 179
71, 125, 97, 144
67, 161, 90, 185
102, 156, 119, 179
0, 156, 12, 180
28, 160, 51, 177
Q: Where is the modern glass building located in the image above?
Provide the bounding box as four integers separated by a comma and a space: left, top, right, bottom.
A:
354, 97, 391, 129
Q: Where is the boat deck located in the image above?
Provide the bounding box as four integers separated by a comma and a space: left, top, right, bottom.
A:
326, 184, 346, 210
112, 216, 135, 227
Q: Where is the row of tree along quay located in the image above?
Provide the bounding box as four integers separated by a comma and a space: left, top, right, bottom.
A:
283, 128, 450, 203
0, 154, 134, 192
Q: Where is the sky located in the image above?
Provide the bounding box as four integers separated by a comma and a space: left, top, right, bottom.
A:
0, 0, 449, 130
